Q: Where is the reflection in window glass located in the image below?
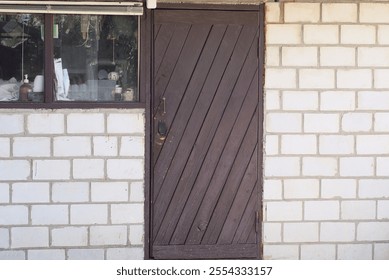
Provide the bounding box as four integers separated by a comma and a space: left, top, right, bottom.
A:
0, 14, 44, 102
54, 15, 138, 102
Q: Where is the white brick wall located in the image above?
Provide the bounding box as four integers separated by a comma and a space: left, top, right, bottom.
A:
0, 109, 145, 259
264, 2, 389, 260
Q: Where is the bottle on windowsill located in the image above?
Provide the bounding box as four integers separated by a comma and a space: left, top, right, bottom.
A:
19, 74, 32, 102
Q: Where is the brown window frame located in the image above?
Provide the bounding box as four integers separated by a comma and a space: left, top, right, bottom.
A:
0, 13, 146, 109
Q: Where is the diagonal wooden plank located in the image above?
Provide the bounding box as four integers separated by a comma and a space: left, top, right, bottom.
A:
153, 25, 243, 242
196, 110, 258, 245
168, 27, 259, 245
233, 190, 258, 244
153, 24, 190, 115
216, 148, 258, 245
152, 24, 212, 203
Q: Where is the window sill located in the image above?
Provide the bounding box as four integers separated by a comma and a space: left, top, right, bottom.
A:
0, 101, 146, 109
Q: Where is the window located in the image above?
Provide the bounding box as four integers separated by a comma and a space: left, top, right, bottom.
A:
0, 4, 142, 106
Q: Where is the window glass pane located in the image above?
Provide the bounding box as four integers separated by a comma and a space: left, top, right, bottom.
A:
54, 15, 139, 102
0, 14, 44, 102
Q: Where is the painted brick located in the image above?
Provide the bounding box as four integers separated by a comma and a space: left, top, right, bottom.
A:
358, 47, 389, 67
284, 3, 320, 23
266, 113, 302, 133
320, 222, 355, 242
71, 204, 108, 225
13, 137, 50, 157
358, 222, 389, 241
67, 113, 105, 133
53, 136, 91, 157
320, 91, 355, 111
302, 157, 338, 177
265, 3, 280, 23
284, 179, 319, 199
377, 201, 389, 219
320, 47, 355, 67
340, 157, 374, 177
106, 248, 144, 260
27, 113, 64, 134
374, 244, 389, 260
341, 25, 376, 44
299, 69, 335, 89
107, 159, 144, 180
130, 181, 145, 202
28, 250, 65, 260
129, 225, 144, 245
360, 3, 389, 23
281, 135, 316, 155
265, 135, 278, 155
0, 251, 25, 260
0, 228, 9, 249
377, 157, 389, 176
33, 160, 70, 180
0, 160, 30, 181
73, 159, 104, 179
11, 227, 49, 248
374, 113, 389, 132
67, 249, 105, 260
263, 245, 299, 260
263, 223, 282, 243
322, 3, 357, 23
342, 113, 372, 132
0, 183, 9, 203
338, 244, 372, 260
91, 182, 129, 202
266, 24, 302, 45
107, 113, 145, 134
282, 47, 317, 66
321, 179, 357, 199
111, 203, 144, 224
120, 136, 145, 157
301, 244, 336, 260
0, 206, 28, 225
305, 201, 339, 221
319, 135, 354, 155
0, 138, 10, 157
359, 91, 389, 110
52, 182, 89, 203
304, 25, 339, 44
264, 157, 300, 177
304, 114, 339, 133
265, 47, 279, 67
51, 227, 88, 247
341, 201, 376, 220
90, 226, 127, 246
93, 136, 118, 156
266, 201, 302, 221
263, 180, 282, 200
265, 69, 297, 89
375, 69, 389, 88
357, 135, 389, 154
31, 205, 69, 225
265, 90, 280, 110
337, 70, 372, 89
12, 183, 50, 203
0, 114, 24, 135
284, 222, 318, 242
359, 180, 389, 198
378, 25, 389, 45
282, 91, 318, 111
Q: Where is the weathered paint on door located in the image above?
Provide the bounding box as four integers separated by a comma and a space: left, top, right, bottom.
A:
151, 9, 261, 259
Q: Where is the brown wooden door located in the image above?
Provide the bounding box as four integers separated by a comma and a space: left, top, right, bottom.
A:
151, 9, 261, 259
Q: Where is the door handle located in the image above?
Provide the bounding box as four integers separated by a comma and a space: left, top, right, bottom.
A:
162, 97, 166, 114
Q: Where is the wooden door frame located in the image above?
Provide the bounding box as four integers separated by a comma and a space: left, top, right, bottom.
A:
144, 4, 265, 260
